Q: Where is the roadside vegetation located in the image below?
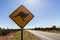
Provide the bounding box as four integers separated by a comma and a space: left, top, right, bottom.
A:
0, 28, 20, 36
8, 30, 40, 40
34, 25, 60, 33
0, 28, 41, 40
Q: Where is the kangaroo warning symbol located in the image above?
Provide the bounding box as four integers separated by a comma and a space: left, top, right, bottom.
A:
9, 5, 34, 28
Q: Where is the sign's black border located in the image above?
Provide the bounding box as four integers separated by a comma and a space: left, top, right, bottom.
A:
9, 5, 34, 29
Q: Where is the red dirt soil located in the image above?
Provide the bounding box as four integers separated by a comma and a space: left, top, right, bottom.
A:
0, 36, 8, 40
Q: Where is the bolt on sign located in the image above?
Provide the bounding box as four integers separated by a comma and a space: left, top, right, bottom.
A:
9, 5, 34, 28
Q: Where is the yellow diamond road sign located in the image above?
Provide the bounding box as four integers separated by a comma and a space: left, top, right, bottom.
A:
9, 5, 34, 28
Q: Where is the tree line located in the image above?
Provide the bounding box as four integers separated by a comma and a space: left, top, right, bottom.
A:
0, 28, 20, 36
34, 25, 60, 31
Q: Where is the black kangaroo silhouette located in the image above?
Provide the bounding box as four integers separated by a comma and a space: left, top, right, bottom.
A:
14, 12, 29, 22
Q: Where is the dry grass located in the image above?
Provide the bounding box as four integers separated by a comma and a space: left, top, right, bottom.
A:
8, 30, 41, 40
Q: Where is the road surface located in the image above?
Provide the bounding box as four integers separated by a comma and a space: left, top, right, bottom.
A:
27, 30, 60, 40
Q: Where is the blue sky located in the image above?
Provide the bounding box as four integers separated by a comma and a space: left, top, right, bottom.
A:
0, 0, 60, 29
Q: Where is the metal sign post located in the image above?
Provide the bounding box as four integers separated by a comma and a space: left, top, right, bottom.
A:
21, 28, 23, 40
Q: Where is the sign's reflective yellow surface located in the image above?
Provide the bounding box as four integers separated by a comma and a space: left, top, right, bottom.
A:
9, 5, 34, 28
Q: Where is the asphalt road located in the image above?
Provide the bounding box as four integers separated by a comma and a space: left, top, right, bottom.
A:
27, 30, 60, 40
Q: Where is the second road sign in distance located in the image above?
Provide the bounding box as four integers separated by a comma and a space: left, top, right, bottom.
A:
9, 5, 34, 28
